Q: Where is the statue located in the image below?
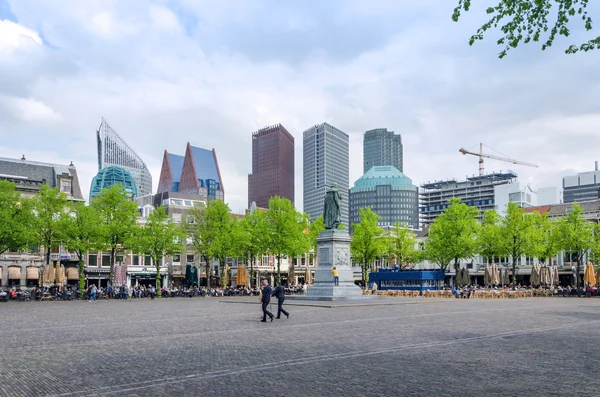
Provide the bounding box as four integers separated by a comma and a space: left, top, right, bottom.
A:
323, 184, 342, 229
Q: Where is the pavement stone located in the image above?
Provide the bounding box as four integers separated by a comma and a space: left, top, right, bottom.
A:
1, 297, 599, 396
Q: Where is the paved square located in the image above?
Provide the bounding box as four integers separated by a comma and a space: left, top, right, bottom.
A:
1, 297, 599, 396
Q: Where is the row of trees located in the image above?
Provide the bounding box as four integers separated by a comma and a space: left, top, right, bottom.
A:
0, 181, 326, 297
349, 197, 600, 290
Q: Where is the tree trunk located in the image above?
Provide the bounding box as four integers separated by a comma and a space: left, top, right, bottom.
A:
453, 258, 460, 288
78, 260, 85, 300
277, 254, 281, 284
511, 256, 517, 291
205, 258, 210, 288
109, 246, 115, 285
249, 254, 255, 288
220, 259, 226, 287
155, 261, 162, 298
576, 256, 582, 293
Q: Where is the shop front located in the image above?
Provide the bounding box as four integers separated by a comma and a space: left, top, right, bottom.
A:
129, 267, 168, 288
84, 267, 111, 288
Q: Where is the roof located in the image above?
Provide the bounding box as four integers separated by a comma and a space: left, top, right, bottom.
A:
350, 166, 417, 193
523, 205, 552, 215
168, 153, 184, 183
190, 146, 220, 182
524, 201, 600, 217
90, 166, 138, 198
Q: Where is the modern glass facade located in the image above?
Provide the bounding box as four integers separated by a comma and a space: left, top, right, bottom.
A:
89, 166, 138, 199
97, 118, 152, 196
303, 122, 349, 226
563, 168, 600, 204
349, 166, 418, 229
363, 128, 403, 174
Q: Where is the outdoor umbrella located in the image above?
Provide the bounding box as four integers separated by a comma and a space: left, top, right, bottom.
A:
584, 263, 596, 286
583, 263, 591, 286
462, 268, 471, 286
502, 267, 510, 286
492, 264, 500, 286
530, 264, 539, 286
596, 268, 600, 287
554, 266, 560, 286
484, 265, 491, 286
44, 264, 54, 285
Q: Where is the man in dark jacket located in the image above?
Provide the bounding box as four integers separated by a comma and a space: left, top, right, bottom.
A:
260, 280, 274, 322
271, 282, 289, 319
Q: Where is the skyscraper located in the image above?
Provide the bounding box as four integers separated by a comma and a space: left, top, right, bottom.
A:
97, 118, 152, 196
248, 124, 295, 208
303, 122, 349, 226
363, 128, 403, 173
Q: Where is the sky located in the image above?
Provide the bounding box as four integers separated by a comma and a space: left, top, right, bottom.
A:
1, 0, 599, 214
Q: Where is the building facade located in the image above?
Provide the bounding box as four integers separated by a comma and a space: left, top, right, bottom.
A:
97, 118, 153, 196
349, 166, 419, 229
363, 128, 403, 173
420, 172, 518, 224
563, 163, 600, 204
157, 143, 224, 202
89, 166, 138, 199
248, 124, 295, 208
303, 122, 350, 226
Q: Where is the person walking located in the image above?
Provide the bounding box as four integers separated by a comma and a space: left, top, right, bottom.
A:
127, 286, 133, 301
332, 266, 339, 286
107, 284, 113, 299
150, 285, 155, 300
89, 284, 97, 302
271, 282, 289, 319
260, 279, 274, 322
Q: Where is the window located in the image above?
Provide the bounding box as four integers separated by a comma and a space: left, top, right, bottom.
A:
101, 255, 110, 267
186, 254, 194, 263
88, 254, 98, 267
173, 254, 181, 263
133, 256, 140, 266
60, 178, 71, 194
144, 256, 152, 266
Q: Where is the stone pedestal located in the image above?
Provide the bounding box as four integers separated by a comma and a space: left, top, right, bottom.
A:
306, 229, 364, 301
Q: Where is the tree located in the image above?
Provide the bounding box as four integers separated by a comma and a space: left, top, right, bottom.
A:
529, 211, 561, 265
452, 0, 598, 58
265, 196, 306, 284
61, 203, 102, 299
558, 203, 593, 291
0, 181, 33, 256
499, 202, 535, 290
350, 207, 384, 285
204, 200, 234, 287
92, 185, 139, 284
591, 222, 600, 265
185, 204, 212, 288
385, 222, 418, 269
134, 206, 185, 297
425, 198, 479, 285
478, 210, 504, 265
235, 209, 270, 288
31, 185, 69, 269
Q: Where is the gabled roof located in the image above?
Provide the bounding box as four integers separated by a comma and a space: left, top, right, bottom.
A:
168, 153, 184, 183
190, 146, 220, 182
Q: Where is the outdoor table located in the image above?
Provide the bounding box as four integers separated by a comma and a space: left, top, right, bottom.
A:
40, 292, 54, 301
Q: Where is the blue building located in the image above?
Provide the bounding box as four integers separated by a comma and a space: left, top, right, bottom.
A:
349, 166, 419, 229
89, 166, 138, 199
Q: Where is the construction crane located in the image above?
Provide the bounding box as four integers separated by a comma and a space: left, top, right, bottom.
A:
459, 143, 539, 176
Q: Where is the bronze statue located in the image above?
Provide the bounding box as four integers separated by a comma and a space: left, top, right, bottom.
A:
323, 185, 341, 229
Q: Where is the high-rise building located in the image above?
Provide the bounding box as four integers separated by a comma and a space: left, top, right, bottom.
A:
349, 166, 419, 230
89, 166, 138, 199
157, 143, 224, 201
248, 124, 294, 208
97, 118, 152, 196
363, 128, 403, 173
562, 162, 600, 203
303, 122, 349, 226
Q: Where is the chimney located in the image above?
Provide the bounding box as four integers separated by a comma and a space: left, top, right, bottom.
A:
595, 161, 598, 172
69, 161, 74, 167
21, 154, 26, 160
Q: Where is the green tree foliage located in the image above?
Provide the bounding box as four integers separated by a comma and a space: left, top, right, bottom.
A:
478, 210, 503, 264
499, 202, 535, 290
60, 203, 102, 299
185, 204, 212, 287
91, 185, 139, 284
31, 185, 69, 267
528, 211, 561, 265
134, 206, 185, 297
204, 200, 234, 287
307, 215, 325, 259
453, 0, 598, 58
385, 222, 418, 269
230, 211, 270, 287
265, 196, 306, 283
558, 203, 593, 290
350, 207, 384, 284
425, 198, 479, 284
591, 222, 600, 265
0, 181, 33, 255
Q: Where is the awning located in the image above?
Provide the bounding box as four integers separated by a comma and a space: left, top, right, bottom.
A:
172, 274, 185, 278
26, 267, 39, 280
8, 266, 21, 280
66, 267, 79, 281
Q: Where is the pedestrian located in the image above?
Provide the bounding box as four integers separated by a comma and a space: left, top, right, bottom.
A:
89, 284, 97, 302
150, 285, 155, 300
260, 279, 274, 322
271, 282, 289, 319
107, 284, 113, 299
332, 266, 339, 286
127, 286, 133, 301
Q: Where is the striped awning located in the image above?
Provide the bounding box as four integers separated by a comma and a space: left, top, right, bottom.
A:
8, 266, 21, 280
66, 267, 79, 281
26, 267, 39, 280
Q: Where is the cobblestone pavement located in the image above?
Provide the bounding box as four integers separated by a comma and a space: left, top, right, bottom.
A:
1, 297, 600, 397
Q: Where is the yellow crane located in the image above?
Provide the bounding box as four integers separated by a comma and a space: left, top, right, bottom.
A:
459, 143, 539, 176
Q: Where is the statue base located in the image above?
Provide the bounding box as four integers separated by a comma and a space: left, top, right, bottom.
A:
303, 229, 365, 301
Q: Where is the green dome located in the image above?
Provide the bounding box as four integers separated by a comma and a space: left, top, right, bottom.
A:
350, 166, 417, 193
90, 166, 138, 198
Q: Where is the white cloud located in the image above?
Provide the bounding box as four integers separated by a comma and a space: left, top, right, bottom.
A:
0, 19, 42, 53
148, 5, 182, 34
0, 95, 63, 124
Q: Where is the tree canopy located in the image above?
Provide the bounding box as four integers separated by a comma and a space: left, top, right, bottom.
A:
31, 185, 69, 266
384, 222, 418, 269
558, 203, 593, 290
478, 210, 504, 264
350, 207, 384, 284
453, 0, 598, 58
0, 180, 33, 256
